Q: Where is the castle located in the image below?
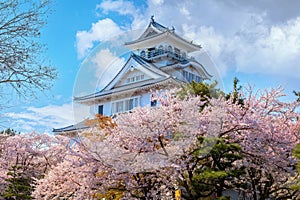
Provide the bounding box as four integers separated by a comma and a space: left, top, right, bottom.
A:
53, 17, 211, 134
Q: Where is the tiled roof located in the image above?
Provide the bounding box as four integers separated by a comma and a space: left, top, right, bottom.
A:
74, 53, 170, 102
74, 77, 178, 102
53, 120, 88, 133
151, 20, 168, 32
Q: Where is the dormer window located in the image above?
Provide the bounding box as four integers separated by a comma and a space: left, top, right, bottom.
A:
168, 45, 173, 52
140, 50, 145, 57
126, 74, 145, 84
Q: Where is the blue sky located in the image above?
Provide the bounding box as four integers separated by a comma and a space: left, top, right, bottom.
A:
2, 0, 300, 133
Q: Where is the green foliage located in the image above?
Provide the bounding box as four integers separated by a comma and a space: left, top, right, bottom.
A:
173, 131, 185, 141
180, 137, 245, 199
179, 80, 224, 100
0, 128, 20, 136
217, 196, 230, 200
4, 165, 33, 200
177, 78, 246, 199
293, 91, 300, 102
225, 77, 244, 105
178, 77, 244, 110
93, 183, 125, 200
178, 80, 225, 111
292, 143, 300, 190
294, 143, 300, 160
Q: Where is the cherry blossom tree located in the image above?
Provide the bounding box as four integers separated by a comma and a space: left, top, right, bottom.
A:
32, 86, 300, 199
222, 87, 300, 199
0, 133, 70, 199
32, 144, 102, 199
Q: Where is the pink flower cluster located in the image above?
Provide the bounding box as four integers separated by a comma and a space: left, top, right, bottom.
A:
0, 87, 299, 199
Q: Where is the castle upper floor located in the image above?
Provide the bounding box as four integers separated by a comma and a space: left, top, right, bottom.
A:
125, 16, 201, 61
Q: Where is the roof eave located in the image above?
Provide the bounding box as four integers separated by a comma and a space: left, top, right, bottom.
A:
125, 31, 201, 52
76, 77, 180, 104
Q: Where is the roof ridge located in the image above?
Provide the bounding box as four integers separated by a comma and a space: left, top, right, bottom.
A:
150, 15, 169, 32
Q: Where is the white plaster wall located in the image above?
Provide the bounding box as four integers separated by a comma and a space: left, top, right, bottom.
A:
140, 93, 152, 107
89, 101, 112, 116
92, 93, 151, 116
154, 59, 175, 68
103, 102, 112, 115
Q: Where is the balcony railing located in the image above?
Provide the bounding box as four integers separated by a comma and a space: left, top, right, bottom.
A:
140, 49, 187, 62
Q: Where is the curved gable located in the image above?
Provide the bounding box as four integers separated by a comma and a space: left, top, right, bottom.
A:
102, 54, 170, 91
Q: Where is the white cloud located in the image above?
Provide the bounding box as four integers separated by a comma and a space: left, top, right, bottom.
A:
96, 0, 146, 31
92, 49, 124, 76
151, 0, 164, 5
97, 0, 137, 16
221, 0, 300, 23
73, 46, 127, 98
139, 1, 300, 79
4, 103, 76, 133
180, 24, 230, 78
76, 0, 300, 83
76, 1, 149, 60
73, 102, 94, 124
179, 6, 191, 20
227, 16, 300, 77
183, 24, 226, 58
76, 18, 124, 58
92, 48, 126, 90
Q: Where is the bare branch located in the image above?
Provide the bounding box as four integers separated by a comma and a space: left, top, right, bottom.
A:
0, 0, 57, 99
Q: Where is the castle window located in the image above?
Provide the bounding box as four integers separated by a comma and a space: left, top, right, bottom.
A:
188, 73, 193, 81
116, 101, 123, 113
151, 99, 157, 107
182, 70, 202, 83
150, 94, 157, 107
112, 97, 139, 114
126, 74, 145, 84
125, 98, 137, 111
98, 105, 103, 115
183, 71, 188, 80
